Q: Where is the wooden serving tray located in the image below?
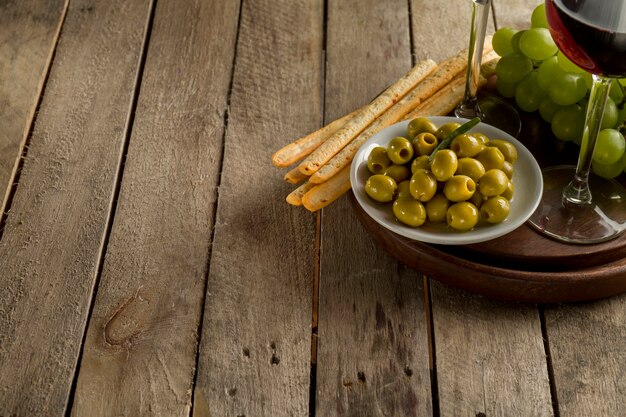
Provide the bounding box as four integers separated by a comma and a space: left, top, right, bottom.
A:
350, 109, 626, 303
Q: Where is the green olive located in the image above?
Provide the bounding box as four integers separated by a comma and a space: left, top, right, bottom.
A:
501, 180, 514, 201
477, 146, 505, 171
435, 122, 461, 141
425, 193, 450, 223
383, 164, 411, 183
367, 146, 392, 174
393, 198, 427, 227
455, 157, 486, 182
443, 175, 476, 202
502, 160, 514, 179
487, 139, 518, 163
431, 149, 458, 182
450, 133, 484, 158
412, 132, 438, 156
411, 155, 431, 173
479, 196, 511, 224
446, 201, 479, 231
473, 132, 490, 145
478, 169, 509, 197
397, 180, 412, 199
365, 174, 397, 203
470, 190, 486, 209
387, 136, 414, 164
409, 169, 437, 202
407, 117, 438, 139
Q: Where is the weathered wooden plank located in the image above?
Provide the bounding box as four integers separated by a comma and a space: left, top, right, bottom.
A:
68, 0, 240, 415
431, 284, 553, 416
192, 0, 322, 415
315, 1, 432, 416
544, 298, 626, 416
410, 0, 486, 63
0, 0, 153, 415
0, 0, 68, 216
422, 1, 553, 415
492, 0, 539, 30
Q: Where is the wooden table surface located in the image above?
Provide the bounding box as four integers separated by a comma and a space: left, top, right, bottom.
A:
1, 0, 625, 416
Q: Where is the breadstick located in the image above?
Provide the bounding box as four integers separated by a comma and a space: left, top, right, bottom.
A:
480, 50, 499, 78
297, 59, 438, 176
403, 56, 499, 120
271, 108, 361, 167
403, 75, 468, 118
301, 165, 351, 212
308, 48, 473, 184
284, 166, 309, 184
286, 181, 315, 206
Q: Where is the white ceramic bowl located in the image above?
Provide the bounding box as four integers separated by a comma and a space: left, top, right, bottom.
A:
350, 116, 543, 245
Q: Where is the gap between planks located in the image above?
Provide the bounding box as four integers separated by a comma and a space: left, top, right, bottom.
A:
308, 210, 322, 417
308, 1, 329, 413
539, 305, 561, 417
423, 275, 441, 417
63, 0, 158, 414
188, 0, 245, 416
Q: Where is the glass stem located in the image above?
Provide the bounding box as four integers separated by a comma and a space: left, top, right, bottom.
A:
456, 0, 491, 119
563, 75, 611, 205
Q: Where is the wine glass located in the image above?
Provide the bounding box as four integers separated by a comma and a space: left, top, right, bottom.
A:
455, 0, 522, 138
528, 0, 626, 244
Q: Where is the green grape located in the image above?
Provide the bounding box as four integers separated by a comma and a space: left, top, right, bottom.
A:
551, 104, 585, 142
515, 71, 548, 112
496, 77, 517, 98
531, 4, 549, 28
593, 129, 625, 165
592, 151, 626, 178
492, 27, 518, 57
556, 51, 584, 73
617, 105, 626, 128
548, 72, 589, 106
519, 28, 558, 61
539, 97, 562, 123
537, 56, 562, 91
582, 71, 593, 89
609, 79, 625, 103
510, 30, 526, 54
620, 78, 626, 88
496, 53, 533, 84
601, 98, 619, 129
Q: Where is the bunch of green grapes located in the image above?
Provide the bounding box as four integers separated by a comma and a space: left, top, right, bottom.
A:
492, 3, 626, 179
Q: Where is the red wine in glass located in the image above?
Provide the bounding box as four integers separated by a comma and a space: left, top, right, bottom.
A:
546, 0, 626, 77
528, 0, 626, 243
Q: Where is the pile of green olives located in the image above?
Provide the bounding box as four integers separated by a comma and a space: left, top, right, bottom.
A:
364, 117, 518, 232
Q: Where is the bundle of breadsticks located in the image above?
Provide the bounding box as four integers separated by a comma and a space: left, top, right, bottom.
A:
272, 43, 500, 212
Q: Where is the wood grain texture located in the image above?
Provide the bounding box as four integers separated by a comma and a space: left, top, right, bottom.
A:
315, 1, 432, 415
0, 0, 68, 215
68, 0, 240, 415
192, 0, 323, 415
410, 0, 493, 63
0, 0, 153, 415
492, 0, 540, 30
431, 283, 553, 416
545, 298, 626, 416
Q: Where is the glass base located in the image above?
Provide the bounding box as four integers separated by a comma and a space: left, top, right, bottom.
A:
455, 91, 522, 138
528, 166, 626, 244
